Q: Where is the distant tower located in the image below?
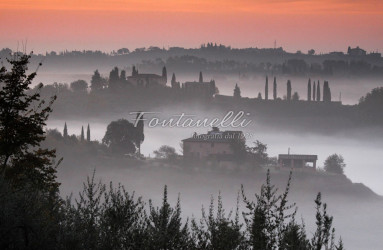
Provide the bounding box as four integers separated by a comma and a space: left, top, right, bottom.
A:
80, 126, 84, 142
63, 122, 68, 138
87, 124, 90, 142
199, 71, 203, 83
265, 76, 269, 100
162, 66, 167, 83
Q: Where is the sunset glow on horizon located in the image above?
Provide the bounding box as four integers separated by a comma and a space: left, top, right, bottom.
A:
1, 0, 382, 53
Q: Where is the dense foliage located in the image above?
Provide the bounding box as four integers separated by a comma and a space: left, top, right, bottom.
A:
0, 53, 346, 249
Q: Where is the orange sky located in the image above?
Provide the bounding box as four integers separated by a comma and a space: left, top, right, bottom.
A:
1, 0, 382, 53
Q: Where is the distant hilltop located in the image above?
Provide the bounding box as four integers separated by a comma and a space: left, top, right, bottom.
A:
1, 45, 382, 78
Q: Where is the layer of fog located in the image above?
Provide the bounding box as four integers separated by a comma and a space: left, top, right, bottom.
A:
47, 116, 383, 196
35, 72, 383, 105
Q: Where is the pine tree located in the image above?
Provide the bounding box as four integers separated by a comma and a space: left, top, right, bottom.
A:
308, 78, 312, 101
90, 69, 104, 92
199, 71, 203, 83
0, 53, 59, 192
265, 76, 269, 100
317, 81, 321, 101
273, 77, 277, 100
234, 84, 241, 99
87, 124, 90, 142
146, 185, 191, 249
287, 80, 292, 101
313, 82, 316, 101
64, 122, 68, 138
81, 126, 85, 142
171, 73, 176, 84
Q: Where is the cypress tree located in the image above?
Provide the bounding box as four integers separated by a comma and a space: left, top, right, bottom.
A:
265, 76, 269, 100
317, 81, 321, 101
323, 81, 332, 102
287, 80, 292, 101
313, 82, 316, 101
234, 84, 241, 98
199, 71, 203, 83
273, 77, 277, 100
162, 66, 167, 82
308, 78, 312, 101
63, 122, 68, 138
81, 126, 85, 142
171, 73, 176, 84
87, 124, 90, 142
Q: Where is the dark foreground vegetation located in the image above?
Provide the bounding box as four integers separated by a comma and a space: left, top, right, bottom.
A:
0, 55, 348, 249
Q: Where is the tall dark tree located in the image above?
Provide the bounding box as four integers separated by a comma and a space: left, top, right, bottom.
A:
265, 76, 269, 100
120, 70, 127, 84
162, 66, 167, 83
323, 81, 332, 102
287, 80, 292, 101
234, 83, 241, 99
70, 79, 88, 92
63, 122, 68, 138
313, 82, 316, 101
102, 119, 141, 155
90, 69, 105, 92
171, 73, 176, 84
273, 77, 277, 100
308, 78, 312, 101
81, 126, 85, 142
317, 81, 321, 101
109, 67, 120, 90
146, 186, 191, 249
0, 53, 59, 192
324, 154, 346, 174
199, 71, 203, 83
87, 124, 91, 142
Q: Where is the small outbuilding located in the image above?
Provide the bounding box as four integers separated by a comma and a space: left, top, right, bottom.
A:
278, 154, 317, 170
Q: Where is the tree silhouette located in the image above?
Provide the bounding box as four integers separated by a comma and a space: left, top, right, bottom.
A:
90, 70, 105, 92
162, 66, 168, 83
308, 78, 312, 101
81, 126, 85, 142
323, 81, 332, 102
63, 122, 68, 138
313, 82, 316, 101
324, 154, 346, 174
109, 67, 120, 90
87, 124, 91, 142
70, 79, 88, 92
317, 81, 321, 101
287, 80, 292, 101
102, 119, 141, 155
265, 76, 269, 100
0, 53, 59, 192
234, 84, 241, 99
273, 77, 277, 100
199, 71, 203, 83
